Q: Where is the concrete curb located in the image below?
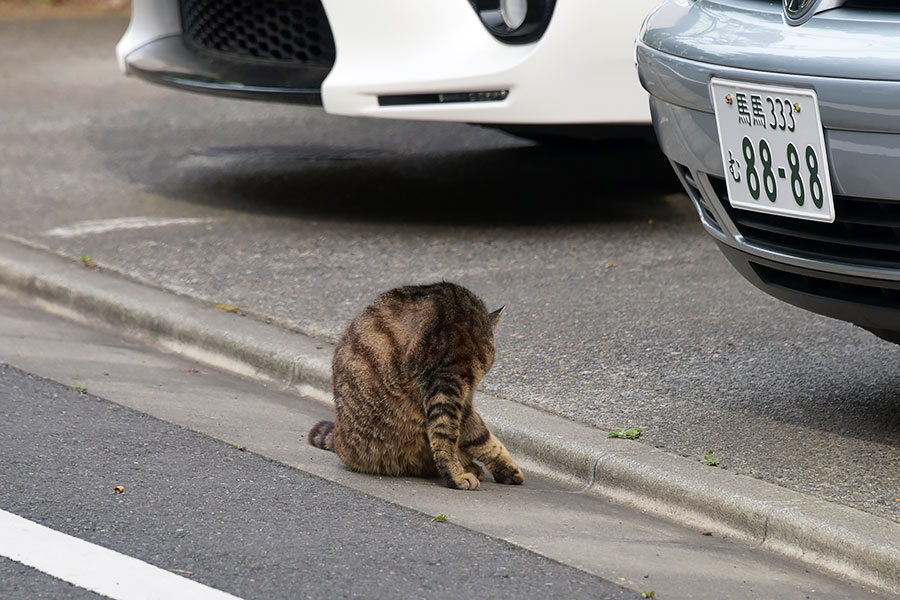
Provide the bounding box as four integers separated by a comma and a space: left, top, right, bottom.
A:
0, 236, 897, 595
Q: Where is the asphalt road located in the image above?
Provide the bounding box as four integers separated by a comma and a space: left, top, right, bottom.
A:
1, 14, 898, 526
0, 363, 637, 600
1, 557, 105, 600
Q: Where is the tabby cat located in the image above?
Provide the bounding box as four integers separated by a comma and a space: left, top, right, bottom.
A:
308, 281, 523, 490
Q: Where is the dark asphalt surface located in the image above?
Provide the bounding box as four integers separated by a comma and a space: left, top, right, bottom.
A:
0, 363, 636, 599
0, 557, 104, 600
0, 16, 898, 523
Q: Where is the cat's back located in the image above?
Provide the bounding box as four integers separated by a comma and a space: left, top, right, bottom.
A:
334, 281, 494, 377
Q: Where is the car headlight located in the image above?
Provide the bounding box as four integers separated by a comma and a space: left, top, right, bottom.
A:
470, 0, 556, 44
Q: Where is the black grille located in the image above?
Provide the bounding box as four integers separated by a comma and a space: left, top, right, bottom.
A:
179, 0, 336, 66
752, 263, 900, 309
842, 1, 900, 10
709, 176, 900, 269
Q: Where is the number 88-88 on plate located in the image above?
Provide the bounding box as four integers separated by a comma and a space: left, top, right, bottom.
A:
710, 78, 835, 223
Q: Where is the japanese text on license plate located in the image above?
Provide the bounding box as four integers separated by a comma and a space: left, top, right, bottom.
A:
710, 79, 834, 223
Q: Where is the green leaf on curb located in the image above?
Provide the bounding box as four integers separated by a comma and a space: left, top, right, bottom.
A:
213, 303, 242, 314
608, 427, 642, 440
431, 514, 448, 523
700, 450, 721, 467
80, 254, 98, 270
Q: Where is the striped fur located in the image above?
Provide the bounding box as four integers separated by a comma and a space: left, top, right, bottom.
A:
307, 282, 523, 490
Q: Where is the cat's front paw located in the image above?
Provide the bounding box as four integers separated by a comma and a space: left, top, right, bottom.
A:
492, 464, 524, 485
464, 462, 485, 481
446, 472, 480, 491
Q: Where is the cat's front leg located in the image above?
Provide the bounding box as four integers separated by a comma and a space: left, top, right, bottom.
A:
458, 448, 485, 481
425, 394, 479, 490
460, 411, 524, 485
465, 433, 523, 485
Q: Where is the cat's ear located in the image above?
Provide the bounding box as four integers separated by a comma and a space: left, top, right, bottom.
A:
488, 305, 505, 331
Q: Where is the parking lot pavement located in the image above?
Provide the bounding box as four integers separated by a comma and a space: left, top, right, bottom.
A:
1, 295, 891, 599
3, 15, 898, 525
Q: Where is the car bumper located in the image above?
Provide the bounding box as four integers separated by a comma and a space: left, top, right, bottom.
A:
117, 0, 654, 124
121, 35, 326, 105
637, 0, 900, 334
116, 0, 328, 105
321, 0, 651, 124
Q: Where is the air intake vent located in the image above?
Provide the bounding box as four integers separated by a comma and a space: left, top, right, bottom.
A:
752, 263, 900, 309
842, 1, 900, 10
709, 176, 900, 269
179, 0, 336, 66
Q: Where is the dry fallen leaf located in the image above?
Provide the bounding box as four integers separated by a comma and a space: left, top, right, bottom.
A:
605, 263, 619, 269
114, 486, 125, 494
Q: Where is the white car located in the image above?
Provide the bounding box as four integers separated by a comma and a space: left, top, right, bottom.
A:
116, 0, 656, 136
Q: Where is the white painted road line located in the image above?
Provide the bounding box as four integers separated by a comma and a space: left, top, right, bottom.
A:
0, 509, 243, 600
44, 217, 220, 238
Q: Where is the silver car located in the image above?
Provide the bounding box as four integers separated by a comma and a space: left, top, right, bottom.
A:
637, 0, 900, 344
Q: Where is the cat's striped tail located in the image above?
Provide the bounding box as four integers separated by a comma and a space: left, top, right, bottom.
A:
307, 420, 335, 451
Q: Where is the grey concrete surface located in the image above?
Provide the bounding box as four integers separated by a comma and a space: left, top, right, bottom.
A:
1, 16, 897, 523
0, 296, 889, 600
0, 363, 638, 600
2, 236, 898, 595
